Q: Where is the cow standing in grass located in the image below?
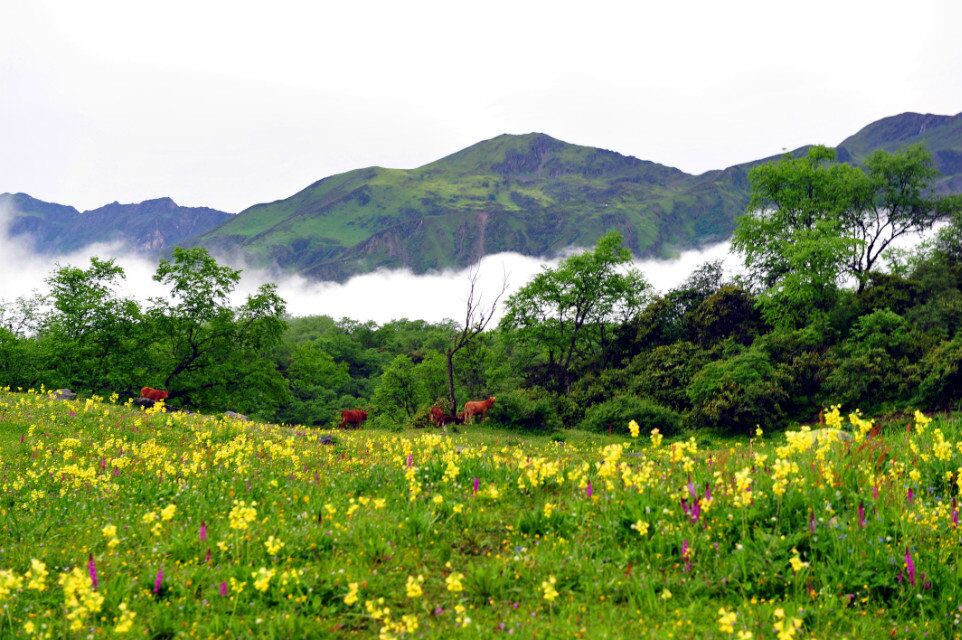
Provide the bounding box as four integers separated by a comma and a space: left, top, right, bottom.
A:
463, 396, 496, 424
140, 387, 170, 402
429, 406, 464, 428
339, 409, 368, 429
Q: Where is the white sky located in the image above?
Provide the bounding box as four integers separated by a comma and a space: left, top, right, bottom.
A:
2, 0, 961, 213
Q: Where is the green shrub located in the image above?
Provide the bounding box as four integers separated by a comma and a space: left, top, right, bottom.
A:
578, 395, 682, 436
918, 335, 962, 409
486, 388, 562, 433
626, 341, 709, 411
687, 348, 789, 434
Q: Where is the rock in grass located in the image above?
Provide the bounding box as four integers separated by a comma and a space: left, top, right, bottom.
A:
224, 411, 250, 422
54, 389, 77, 400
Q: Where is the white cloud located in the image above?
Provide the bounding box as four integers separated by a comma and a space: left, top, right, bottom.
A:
0, 201, 736, 324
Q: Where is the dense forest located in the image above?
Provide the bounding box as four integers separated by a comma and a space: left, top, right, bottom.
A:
2, 143, 961, 436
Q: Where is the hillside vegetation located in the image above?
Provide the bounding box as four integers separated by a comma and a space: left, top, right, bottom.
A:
197, 112, 962, 280
5, 112, 962, 281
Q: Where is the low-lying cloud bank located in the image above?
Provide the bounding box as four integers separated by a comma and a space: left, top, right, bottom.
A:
0, 203, 736, 324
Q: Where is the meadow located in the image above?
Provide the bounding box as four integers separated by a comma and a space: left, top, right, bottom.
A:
1, 389, 961, 638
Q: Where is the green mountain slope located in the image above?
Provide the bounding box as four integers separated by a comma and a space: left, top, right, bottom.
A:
199, 112, 962, 280
198, 133, 748, 280
7, 111, 961, 280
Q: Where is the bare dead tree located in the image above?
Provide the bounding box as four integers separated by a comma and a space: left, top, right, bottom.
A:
445, 266, 508, 422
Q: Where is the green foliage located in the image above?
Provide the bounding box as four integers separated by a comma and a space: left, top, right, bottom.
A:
823, 310, 920, 410
578, 395, 682, 436
687, 349, 789, 434
918, 335, 962, 409
38, 257, 145, 395
280, 343, 351, 425
372, 355, 424, 420
148, 247, 288, 416
502, 231, 649, 389
486, 388, 563, 433
625, 341, 710, 411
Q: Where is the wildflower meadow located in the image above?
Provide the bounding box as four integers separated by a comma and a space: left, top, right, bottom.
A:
1, 388, 961, 638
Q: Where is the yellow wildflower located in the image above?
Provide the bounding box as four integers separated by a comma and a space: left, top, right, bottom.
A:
446, 572, 465, 592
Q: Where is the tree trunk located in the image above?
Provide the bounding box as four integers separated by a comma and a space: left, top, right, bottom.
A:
446, 348, 457, 421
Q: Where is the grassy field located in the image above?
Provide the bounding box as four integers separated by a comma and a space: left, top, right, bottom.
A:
1, 389, 961, 638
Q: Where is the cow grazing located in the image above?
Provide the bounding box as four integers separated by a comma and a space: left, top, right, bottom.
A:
429, 406, 464, 428
339, 409, 368, 429
463, 396, 496, 424
140, 387, 170, 402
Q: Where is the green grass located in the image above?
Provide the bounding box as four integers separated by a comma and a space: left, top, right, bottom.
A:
1, 389, 961, 638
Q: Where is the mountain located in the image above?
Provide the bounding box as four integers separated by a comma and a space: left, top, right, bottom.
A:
198, 111, 962, 281
0, 194, 232, 254
835, 112, 962, 193
5, 111, 962, 279
196, 133, 746, 280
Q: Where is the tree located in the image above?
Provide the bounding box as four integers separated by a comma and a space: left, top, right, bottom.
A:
373, 354, 423, 420
733, 146, 858, 328
845, 145, 956, 291
443, 268, 506, 420
501, 231, 649, 390
734, 145, 958, 329
39, 257, 144, 394
148, 247, 287, 412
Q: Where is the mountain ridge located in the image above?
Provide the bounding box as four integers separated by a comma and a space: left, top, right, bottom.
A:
5, 111, 961, 279
0, 193, 233, 254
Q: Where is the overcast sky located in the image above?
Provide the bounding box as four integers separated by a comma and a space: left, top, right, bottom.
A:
2, 0, 961, 213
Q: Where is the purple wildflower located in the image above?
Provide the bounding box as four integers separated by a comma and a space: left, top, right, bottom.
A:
406, 454, 413, 468
904, 548, 916, 586
154, 567, 164, 595
907, 487, 915, 504
586, 481, 593, 498
704, 483, 712, 502
87, 554, 98, 590
19, 434, 24, 444
687, 479, 696, 499
200, 520, 207, 542
219, 581, 228, 597
953, 499, 959, 528
858, 501, 866, 528
205, 548, 212, 564
473, 477, 479, 495
681, 539, 692, 572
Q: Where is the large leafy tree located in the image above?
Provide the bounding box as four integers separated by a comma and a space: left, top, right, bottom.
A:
501, 231, 649, 390
148, 247, 287, 414
845, 144, 957, 291
733, 144, 955, 328
733, 146, 858, 328
38, 258, 144, 394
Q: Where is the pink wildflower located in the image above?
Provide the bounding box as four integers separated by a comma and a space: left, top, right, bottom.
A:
904, 548, 916, 586
87, 554, 98, 590
154, 567, 164, 595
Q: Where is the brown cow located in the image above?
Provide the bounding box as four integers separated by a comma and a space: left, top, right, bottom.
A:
140, 387, 170, 402
339, 409, 368, 429
463, 396, 496, 424
429, 406, 464, 428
